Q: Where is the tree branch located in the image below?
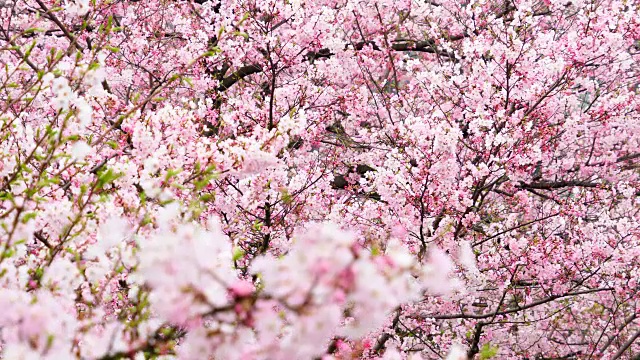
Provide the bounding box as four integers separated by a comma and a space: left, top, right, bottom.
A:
217, 64, 264, 91
517, 180, 599, 190
612, 328, 640, 360
425, 287, 613, 320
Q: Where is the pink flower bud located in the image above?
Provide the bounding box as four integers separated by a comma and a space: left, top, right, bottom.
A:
230, 280, 255, 297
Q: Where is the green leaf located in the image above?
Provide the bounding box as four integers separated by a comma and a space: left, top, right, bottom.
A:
232, 247, 245, 262
233, 31, 249, 40
159, 199, 175, 206
96, 168, 123, 189
280, 188, 293, 205
46, 334, 55, 349
106, 15, 113, 33
34, 267, 44, 280
141, 213, 153, 226
199, 193, 214, 202
24, 40, 37, 58
164, 168, 182, 182
106, 140, 118, 149
479, 343, 499, 360
21, 212, 38, 224
2, 248, 14, 259
24, 27, 45, 34
203, 47, 221, 57
238, 12, 250, 25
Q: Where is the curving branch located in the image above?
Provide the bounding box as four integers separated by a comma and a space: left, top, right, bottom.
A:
517, 180, 599, 190
217, 64, 264, 91
424, 287, 614, 321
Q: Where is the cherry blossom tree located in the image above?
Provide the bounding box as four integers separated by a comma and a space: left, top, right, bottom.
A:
1, 0, 639, 358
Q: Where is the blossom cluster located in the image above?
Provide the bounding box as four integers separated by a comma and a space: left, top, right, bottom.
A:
0, 0, 639, 358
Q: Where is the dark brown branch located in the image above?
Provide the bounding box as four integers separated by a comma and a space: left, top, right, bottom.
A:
34, 0, 85, 52
33, 230, 52, 249
217, 64, 264, 91
308, 39, 456, 62
467, 322, 486, 358
226, 37, 455, 94
390, 40, 456, 59
373, 308, 402, 354
617, 153, 640, 163
517, 180, 599, 190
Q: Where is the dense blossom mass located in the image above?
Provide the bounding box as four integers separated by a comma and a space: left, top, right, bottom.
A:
0, 0, 639, 358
